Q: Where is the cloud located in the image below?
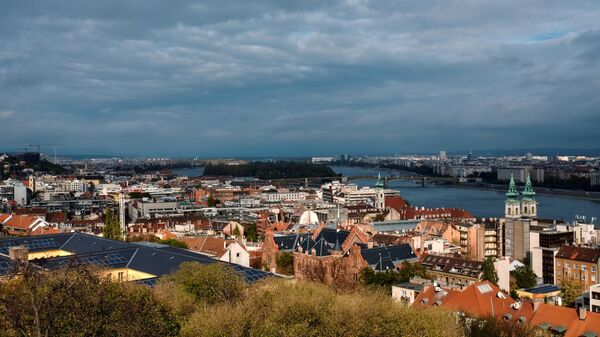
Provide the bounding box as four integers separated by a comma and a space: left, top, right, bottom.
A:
0, 0, 599, 156
0, 111, 14, 119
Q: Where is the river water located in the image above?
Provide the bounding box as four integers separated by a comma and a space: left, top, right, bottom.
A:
330, 166, 600, 226
173, 165, 599, 226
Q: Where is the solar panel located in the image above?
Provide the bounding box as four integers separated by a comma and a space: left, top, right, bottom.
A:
0, 261, 14, 274
476, 283, 493, 294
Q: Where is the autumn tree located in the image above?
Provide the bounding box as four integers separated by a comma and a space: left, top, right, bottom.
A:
158, 262, 245, 306
560, 277, 585, 307
180, 280, 462, 337
0, 264, 179, 337
275, 251, 294, 275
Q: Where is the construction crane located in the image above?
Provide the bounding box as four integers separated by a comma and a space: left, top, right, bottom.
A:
28, 143, 65, 163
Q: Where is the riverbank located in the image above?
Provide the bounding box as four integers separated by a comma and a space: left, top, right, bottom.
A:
444, 182, 600, 202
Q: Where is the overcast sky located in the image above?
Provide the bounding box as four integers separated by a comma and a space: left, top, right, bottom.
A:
1, 1, 599, 157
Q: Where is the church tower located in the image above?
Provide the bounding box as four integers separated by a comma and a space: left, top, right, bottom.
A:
505, 174, 520, 218
375, 173, 385, 210
520, 174, 537, 218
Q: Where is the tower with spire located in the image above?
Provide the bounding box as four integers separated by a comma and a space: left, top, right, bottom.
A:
520, 174, 537, 218
504, 174, 520, 218
375, 173, 386, 210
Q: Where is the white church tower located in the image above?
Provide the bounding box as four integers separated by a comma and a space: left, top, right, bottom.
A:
520, 174, 537, 218
375, 173, 385, 210
505, 174, 520, 218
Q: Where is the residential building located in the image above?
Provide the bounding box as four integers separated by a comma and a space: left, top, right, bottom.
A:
555, 246, 600, 289
530, 231, 574, 284
589, 284, 600, 313
420, 254, 484, 289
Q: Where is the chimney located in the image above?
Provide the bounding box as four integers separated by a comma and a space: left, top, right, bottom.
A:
578, 307, 587, 320
9, 245, 29, 263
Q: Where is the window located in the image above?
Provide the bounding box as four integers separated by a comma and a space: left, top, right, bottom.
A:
557, 261, 562, 267
582, 265, 587, 271
118, 272, 124, 282
236, 253, 240, 257
574, 264, 578, 270
566, 262, 570, 268
592, 275, 596, 282
592, 266, 597, 273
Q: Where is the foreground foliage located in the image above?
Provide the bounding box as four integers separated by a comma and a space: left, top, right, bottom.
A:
0, 262, 548, 337
181, 280, 462, 337
0, 264, 179, 337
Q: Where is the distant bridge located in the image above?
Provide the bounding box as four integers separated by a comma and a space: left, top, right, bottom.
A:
268, 175, 457, 187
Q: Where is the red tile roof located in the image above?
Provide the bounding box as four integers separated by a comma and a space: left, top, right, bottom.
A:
556, 246, 600, 263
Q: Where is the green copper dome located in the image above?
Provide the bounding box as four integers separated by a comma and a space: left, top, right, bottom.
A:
522, 174, 536, 200
375, 173, 384, 189
505, 173, 519, 200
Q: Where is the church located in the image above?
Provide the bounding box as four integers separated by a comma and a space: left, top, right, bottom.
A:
503, 173, 538, 261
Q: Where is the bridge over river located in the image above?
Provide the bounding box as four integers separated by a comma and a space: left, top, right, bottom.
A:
267, 175, 457, 187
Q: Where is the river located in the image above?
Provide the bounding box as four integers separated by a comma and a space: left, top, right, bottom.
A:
330, 166, 600, 226
172, 165, 598, 226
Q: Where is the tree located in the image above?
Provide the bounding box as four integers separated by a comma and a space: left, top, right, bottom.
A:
511, 265, 536, 290
158, 239, 188, 249
102, 208, 122, 240
0, 264, 179, 337
560, 277, 585, 307
232, 225, 240, 237
180, 280, 462, 337
207, 193, 217, 207
275, 252, 294, 275
464, 316, 544, 337
158, 262, 245, 305
482, 257, 499, 286
243, 223, 258, 242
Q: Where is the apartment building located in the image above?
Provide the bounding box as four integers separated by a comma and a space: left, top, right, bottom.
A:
555, 246, 600, 289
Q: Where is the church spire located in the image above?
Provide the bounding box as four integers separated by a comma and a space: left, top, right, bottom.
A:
522, 174, 536, 200
505, 173, 518, 200
375, 173, 384, 189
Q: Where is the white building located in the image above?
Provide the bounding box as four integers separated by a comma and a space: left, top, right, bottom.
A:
0, 180, 28, 206
260, 191, 308, 202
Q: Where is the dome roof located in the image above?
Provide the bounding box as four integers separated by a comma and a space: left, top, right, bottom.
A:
299, 210, 319, 225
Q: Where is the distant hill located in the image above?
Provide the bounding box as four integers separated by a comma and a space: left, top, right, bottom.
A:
203, 161, 339, 179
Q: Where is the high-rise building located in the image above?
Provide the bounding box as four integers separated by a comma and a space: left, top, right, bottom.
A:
439, 151, 447, 161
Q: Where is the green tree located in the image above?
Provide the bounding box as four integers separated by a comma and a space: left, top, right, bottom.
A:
275, 251, 294, 275
207, 193, 217, 207
159, 262, 245, 305
560, 277, 585, 307
511, 265, 537, 290
102, 208, 122, 240
158, 239, 188, 249
243, 223, 258, 242
482, 257, 499, 286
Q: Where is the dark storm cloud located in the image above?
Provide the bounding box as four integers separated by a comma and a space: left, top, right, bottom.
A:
1, 0, 599, 156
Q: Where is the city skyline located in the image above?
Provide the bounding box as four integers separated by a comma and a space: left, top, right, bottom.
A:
1, 1, 600, 157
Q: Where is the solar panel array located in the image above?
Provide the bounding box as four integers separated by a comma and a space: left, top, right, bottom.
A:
231, 264, 271, 282
78, 253, 129, 267
0, 238, 61, 254
136, 278, 159, 287
0, 260, 14, 275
